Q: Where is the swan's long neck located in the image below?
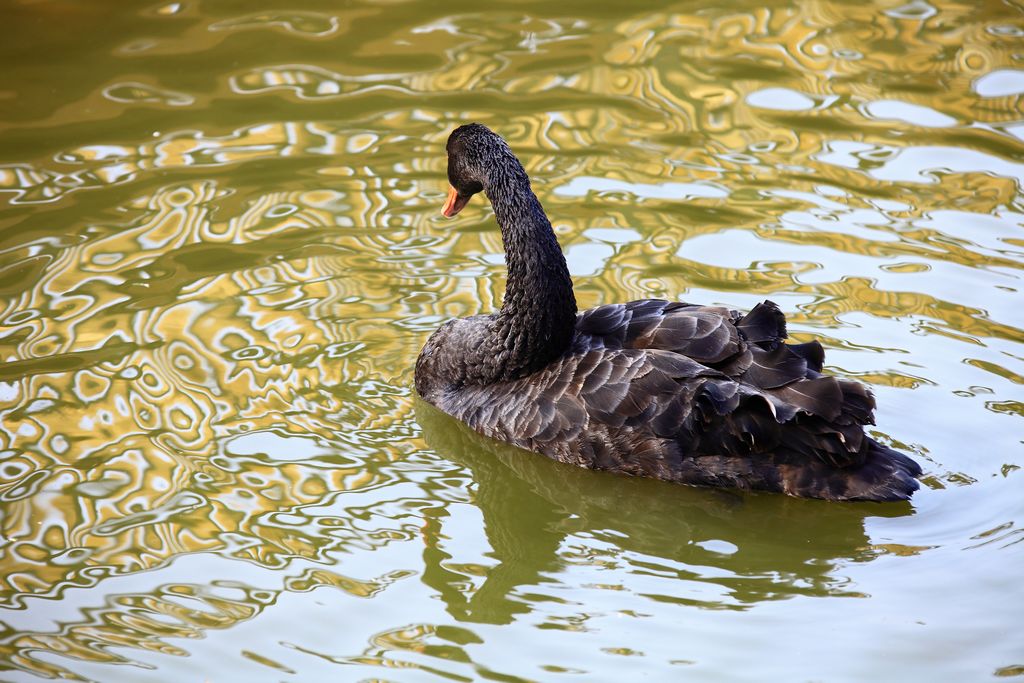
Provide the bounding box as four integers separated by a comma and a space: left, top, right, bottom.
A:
484, 161, 577, 380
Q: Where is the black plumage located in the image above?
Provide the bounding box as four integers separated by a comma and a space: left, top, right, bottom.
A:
415, 123, 922, 501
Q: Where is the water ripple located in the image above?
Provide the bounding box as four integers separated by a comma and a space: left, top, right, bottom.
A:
0, 0, 1022, 680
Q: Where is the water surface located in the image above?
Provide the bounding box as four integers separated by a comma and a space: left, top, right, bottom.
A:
1, 1, 1022, 681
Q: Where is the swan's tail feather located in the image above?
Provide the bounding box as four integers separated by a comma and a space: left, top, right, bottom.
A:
779, 439, 922, 501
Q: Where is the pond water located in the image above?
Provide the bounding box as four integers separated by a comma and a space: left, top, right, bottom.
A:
1, 1, 1022, 681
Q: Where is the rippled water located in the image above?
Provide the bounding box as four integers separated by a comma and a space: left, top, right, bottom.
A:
1, 1, 1022, 681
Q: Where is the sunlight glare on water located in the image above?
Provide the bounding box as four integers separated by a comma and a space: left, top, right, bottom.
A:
0, 0, 1022, 681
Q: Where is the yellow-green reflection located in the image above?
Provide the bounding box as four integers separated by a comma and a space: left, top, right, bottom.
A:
0, 0, 1021, 680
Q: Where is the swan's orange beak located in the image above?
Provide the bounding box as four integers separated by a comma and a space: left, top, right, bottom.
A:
442, 185, 470, 218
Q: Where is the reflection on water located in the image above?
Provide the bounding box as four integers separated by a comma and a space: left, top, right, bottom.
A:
416, 399, 906, 623
0, 0, 1022, 680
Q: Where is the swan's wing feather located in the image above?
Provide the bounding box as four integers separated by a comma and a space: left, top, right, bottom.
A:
735, 300, 788, 344
450, 347, 713, 449
443, 299, 901, 486
742, 344, 809, 389
788, 341, 825, 373
579, 299, 757, 365
765, 376, 844, 421
569, 318, 879, 472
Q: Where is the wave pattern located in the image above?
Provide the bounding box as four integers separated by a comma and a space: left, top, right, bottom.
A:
0, 0, 1022, 680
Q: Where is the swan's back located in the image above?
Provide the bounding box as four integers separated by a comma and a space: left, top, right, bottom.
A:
430, 300, 921, 501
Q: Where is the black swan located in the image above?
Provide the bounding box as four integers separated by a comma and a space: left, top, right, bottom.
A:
415, 123, 922, 501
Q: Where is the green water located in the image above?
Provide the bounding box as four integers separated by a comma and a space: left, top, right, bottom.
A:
1, 0, 1022, 680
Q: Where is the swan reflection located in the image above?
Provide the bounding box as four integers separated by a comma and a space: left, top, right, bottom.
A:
416, 398, 912, 624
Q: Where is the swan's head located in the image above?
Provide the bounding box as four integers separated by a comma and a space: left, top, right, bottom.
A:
442, 123, 521, 217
